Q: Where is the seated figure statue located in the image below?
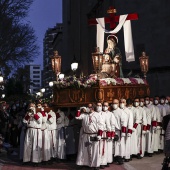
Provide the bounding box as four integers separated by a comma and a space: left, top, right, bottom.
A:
101, 35, 123, 78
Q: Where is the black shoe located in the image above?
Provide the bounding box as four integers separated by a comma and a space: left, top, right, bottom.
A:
117, 157, 123, 165
105, 163, 110, 167
137, 154, 142, 159
94, 168, 99, 170
100, 165, 105, 169
124, 159, 129, 162
32, 163, 39, 167
148, 153, 153, 157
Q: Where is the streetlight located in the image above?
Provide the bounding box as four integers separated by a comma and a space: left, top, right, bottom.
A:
92, 47, 103, 79
71, 56, 78, 76
40, 88, 45, 93
139, 52, 149, 79
59, 73, 64, 80
49, 81, 54, 87
50, 51, 61, 80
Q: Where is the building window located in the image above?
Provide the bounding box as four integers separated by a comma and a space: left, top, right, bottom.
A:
33, 71, 40, 74
33, 75, 40, 78
33, 80, 40, 83
33, 67, 40, 69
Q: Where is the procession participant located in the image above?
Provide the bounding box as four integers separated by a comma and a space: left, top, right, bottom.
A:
39, 105, 51, 163
112, 99, 127, 165
55, 107, 67, 160
126, 98, 135, 160
151, 96, 161, 153
130, 98, 141, 159
23, 103, 42, 166
156, 96, 167, 151
139, 97, 147, 157
76, 103, 104, 170
102, 101, 116, 166
145, 96, 157, 157
47, 109, 57, 161
96, 102, 110, 169
141, 98, 152, 157
165, 96, 170, 115
119, 99, 133, 162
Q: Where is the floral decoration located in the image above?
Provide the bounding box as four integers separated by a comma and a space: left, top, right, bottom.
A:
53, 74, 147, 89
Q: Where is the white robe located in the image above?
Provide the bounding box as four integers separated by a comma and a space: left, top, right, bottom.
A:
144, 106, 152, 153
76, 112, 104, 168
146, 104, 157, 154
112, 108, 127, 157
157, 104, 166, 150
56, 110, 66, 159
98, 111, 111, 165
139, 106, 147, 157
41, 112, 51, 161
106, 111, 116, 163
23, 112, 42, 163
47, 110, 57, 158
130, 107, 140, 155
122, 107, 133, 159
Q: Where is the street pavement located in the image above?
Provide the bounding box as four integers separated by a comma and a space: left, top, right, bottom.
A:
0, 148, 167, 170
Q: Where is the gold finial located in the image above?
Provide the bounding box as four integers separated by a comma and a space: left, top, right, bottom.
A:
107, 8, 117, 14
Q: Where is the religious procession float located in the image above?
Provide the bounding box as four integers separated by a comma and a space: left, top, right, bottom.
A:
51, 6, 150, 108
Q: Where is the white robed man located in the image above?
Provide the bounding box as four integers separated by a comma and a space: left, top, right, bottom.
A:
96, 102, 111, 169
139, 97, 148, 157
156, 96, 167, 151
132, 97, 147, 159
47, 109, 57, 161
142, 98, 152, 157
23, 103, 42, 166
119, 99, 133, 162
37, 104, 51, 163
112, 99, 127, 165
55, 108, 66, 160
102, 101, 116, 166
165, 96, 170, 115
76, 103, 104, 170
150, 97, 161, 153
144, 96, 157, 157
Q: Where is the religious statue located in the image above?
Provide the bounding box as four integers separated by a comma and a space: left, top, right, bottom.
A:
101, 35, 124, 78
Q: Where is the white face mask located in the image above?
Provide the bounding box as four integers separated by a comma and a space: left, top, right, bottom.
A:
134, 102, 139, 107
165, 99, 169, 104
3, 106, 6, 110
154, 100, 159, 105
120, 103, 125, 109
140, 102, 144, 107
96, 106, 102, 112
145, 100, 149, 105
113, 104, 118, 110
160, 99, 165, 104
150, 101, 153, 105
128, 106, 132, 109
103, 106, 108, 112
86, 108, 90, 113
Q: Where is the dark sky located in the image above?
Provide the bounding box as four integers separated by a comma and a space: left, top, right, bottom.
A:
27, 0, 62, 68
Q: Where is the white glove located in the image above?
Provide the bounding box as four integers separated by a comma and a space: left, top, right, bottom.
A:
127, 133, 131, 137
132, 128, 136, 132
27, 112, 32, 116
97, 136, 102, 141
107, 137, 112, 141
157, 126, 161, 130
121, 133, 126, 137
146, 130, 150, 133
152, 126, 157, 133
142, 130, 146, 135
